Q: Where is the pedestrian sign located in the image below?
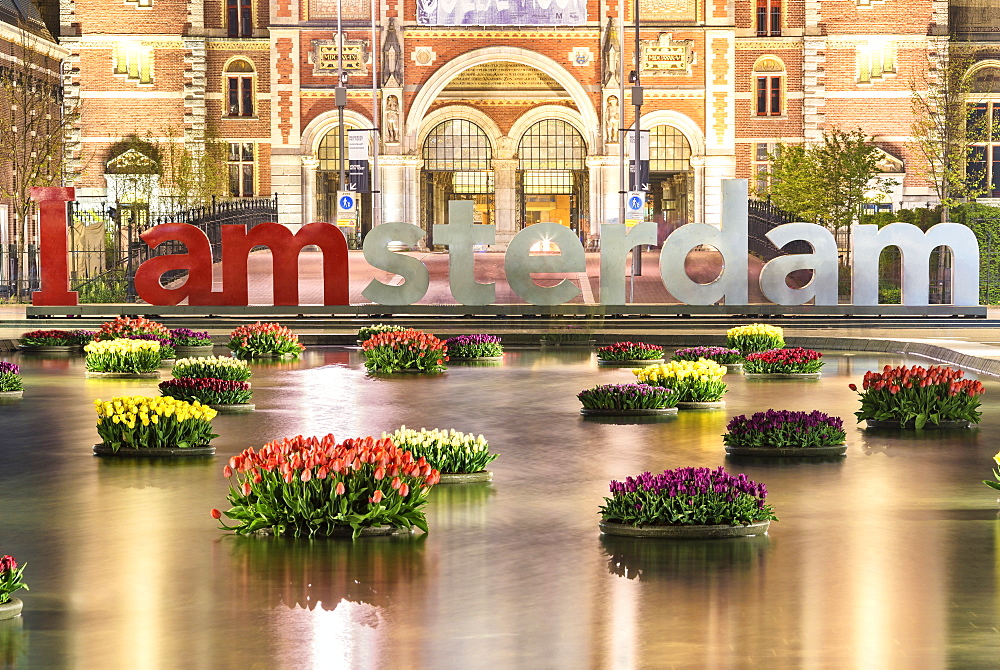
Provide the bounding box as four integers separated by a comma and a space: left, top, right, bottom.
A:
625, 190, 645, 226
337, 190, 357, 220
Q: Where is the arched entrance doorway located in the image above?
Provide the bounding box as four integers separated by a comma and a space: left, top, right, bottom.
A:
420, 119, 494, 248
647, 124, 692, 243
316, 125, 372, 245
517, 119, 588, 239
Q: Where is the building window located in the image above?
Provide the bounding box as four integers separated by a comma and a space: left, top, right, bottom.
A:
113, 43, 153, 84
968, 101, 1000, 198
649, 125, 691, 172
125, 0, 153, 8
754, 142, 779, 193
753, 57, 784, 117
227, 0, 252, 38
228, 143, 255, 197
756, 0, 780, 36
422, 119, 492, 171
857, 41, 896, 84
225, 60, 254, 117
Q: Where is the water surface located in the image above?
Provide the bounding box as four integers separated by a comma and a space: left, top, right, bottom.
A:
1, 349, 998, 668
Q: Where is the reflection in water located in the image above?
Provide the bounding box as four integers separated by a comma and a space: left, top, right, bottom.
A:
0, 616, 26, 668
224, 534, 428, 612
601, 534, 771, 582
2, 348, 1000, 665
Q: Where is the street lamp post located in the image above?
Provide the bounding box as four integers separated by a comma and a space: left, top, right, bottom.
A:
630, 0, 643, 276
336, 0, 347, 192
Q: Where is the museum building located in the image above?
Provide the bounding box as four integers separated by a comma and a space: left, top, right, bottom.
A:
38, 0, 984, 246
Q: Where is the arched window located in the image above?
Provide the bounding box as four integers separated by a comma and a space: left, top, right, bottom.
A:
518, 119, 585, 170
968, 65, 1000, 198
422, 119, 492, 171
753, 56, 784, 117
225, 59, 255, 118
649, 125, 691, 171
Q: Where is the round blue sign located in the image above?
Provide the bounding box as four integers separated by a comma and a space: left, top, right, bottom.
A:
629, 196, 642, 210
339, 195, 354, 210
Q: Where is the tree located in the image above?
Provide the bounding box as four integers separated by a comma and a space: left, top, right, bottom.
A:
763, 128, 896, 233
910, 50, 986, 221
159, 127, 230, 210
0, 26, 78, 290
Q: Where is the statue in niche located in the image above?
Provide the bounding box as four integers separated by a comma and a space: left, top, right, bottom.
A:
384, 95, 400, 144
605, 95, 619, 143
382, 18, 403, 87
603, 18, 620, 87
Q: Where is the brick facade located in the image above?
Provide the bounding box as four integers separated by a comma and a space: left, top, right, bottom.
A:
54, 0, 977, 235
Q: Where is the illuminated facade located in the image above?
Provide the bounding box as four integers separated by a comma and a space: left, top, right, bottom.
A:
56, 0, 959, 246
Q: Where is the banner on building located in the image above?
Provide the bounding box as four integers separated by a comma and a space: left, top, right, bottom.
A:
416, 0, 586, 26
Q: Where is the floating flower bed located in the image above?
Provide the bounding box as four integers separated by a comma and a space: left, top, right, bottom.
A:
171, 356, 252, 382
358, 324, 407, 343
0, 554, 28, 620
725, 323, 784, 355
84, 339, 161, 375
599, 466, 776, 538
724, 410, 847, 456
597, 342, 664, 364
170, 328, 214, 354
228, 322, 305, 358
94, 317, 175, 360
362, 329, 448, 373
444, 334, 504, 359
744, 347, 824, 377
212, 434, 440, 539
672, 346, 743, 365
577, 383, 679, 416
18, 329, 93, 349
632, 359, 727, 406
159, 378, 253, 407
93, 395, 218, 455
386, 426, 498, 481
0, 362, 23, 397
851, 364, 984, 429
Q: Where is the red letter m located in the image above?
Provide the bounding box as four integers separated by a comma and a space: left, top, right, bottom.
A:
221, 222, 349, 305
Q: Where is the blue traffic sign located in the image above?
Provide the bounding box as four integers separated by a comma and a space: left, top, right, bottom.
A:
628, 195, 643, 210
339, 195, 355, 210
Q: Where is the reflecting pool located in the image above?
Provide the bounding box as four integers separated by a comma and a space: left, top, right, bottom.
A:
1, 348, 1000, 667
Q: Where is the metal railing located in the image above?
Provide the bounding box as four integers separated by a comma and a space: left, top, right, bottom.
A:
747, 198, 811, 259
37, 195, 279, 303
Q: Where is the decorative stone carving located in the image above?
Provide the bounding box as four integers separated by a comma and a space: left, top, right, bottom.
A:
605, 95, 619, 144
382, 18, 403, 87
384, 94, 400, 144
602, 18, 619, 87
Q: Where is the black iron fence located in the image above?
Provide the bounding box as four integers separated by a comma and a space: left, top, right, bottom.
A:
747, 199, 811, 259
0, 195, 278, 302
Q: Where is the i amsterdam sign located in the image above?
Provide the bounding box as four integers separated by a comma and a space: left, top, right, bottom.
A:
28, 182, 982, 314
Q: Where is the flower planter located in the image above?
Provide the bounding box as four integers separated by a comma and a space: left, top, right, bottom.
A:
0, 598, 22, 620
599, 520, 770, 539
209, 403, 256, 413
724, 444, 847, 458
85, 371, 160, 379
865, 419, 972, 430
173, 345, 215, 357
16, 345, 80, 353
745, 372, 822, 379
597, 358, 665, 366
0, 390, 23, 399
437, 471, 493, 484
676, 401, 726, 410
93, 443, 216, 458
448, 356, 504, 362
159, 359, 176, 367
581, 407, 678, 417
724, 363, 744, 374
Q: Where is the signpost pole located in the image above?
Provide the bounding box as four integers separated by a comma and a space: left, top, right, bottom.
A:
631, 0, 643, 277
336, 0, 347, 191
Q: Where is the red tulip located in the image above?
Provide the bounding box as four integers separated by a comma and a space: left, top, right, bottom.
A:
211, 508, 222, 519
